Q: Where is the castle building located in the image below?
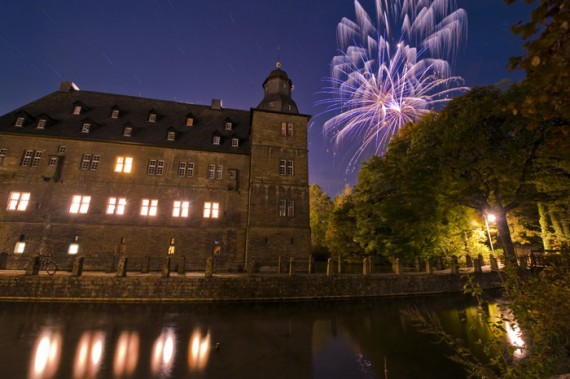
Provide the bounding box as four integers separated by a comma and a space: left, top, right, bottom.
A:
0, 65, 311, 271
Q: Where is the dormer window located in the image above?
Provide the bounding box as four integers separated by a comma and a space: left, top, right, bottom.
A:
225, 119, 233, 131
123, 126, 132, 137
186, 114, 194, 126
73, 105, 82, 115
231, 138, 239, 147
212, 136, 221, 145
148, 112, 157, 123
15, 117, 25, 127
111, 109, 120, 119
37, 119, 47, 129
167, 131, 176, 141
81, 123, 91, 133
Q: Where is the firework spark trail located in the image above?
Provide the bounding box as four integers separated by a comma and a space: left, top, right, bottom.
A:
319, 0, 468, 172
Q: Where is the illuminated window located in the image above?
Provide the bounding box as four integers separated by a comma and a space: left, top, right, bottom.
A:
167, 131, 175, 141
0, 148, 6, 165
231, 138, 239, 147
106, 197, 127, 215
111, 109, 120, 118
279, 200, 286, 217
287, 201, 295, 217
172, 200, 190, 218
114, 156, 133, 173
58, 146, 66, 154
81, 123, 91, 133
148, 113, 157, 123
7, 192, 30, 211
69, 195, 91, 214
48, 157, 58, 166
68, 242, 79, 254
140, 199, 158, 216
286, 160, 294, 176
279, 159, 286, 175
281, 122, 287, 137
73, 105, 82, 115
212, 136, 220, 145
203, 202, 219, 219
123, 127, 132, 137
186, 116, 194, 126
21, 150, 34, 166
37, 119, 46, 129
31, 151, 43, 167
14, 241, 26, 254
15, 117, 25, 127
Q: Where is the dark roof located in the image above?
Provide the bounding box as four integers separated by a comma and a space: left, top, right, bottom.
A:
0, 87, 252, 154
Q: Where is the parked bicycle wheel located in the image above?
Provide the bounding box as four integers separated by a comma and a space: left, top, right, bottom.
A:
45, 261, 57, 275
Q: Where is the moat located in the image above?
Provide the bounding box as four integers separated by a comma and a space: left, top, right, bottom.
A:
0, 294, 518, 379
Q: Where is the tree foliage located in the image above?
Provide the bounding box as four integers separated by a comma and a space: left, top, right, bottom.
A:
309, 184, 332, 256
324, 186, 362, 258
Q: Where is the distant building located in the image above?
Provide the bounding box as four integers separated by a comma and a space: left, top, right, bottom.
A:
0, 65, 311, 271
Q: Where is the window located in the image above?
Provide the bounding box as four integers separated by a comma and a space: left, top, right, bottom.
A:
281, 122, 287, 137
80, 154, 100, 170
114, 156, 133, 173
146, 159, 164, 176
140, 199, 158, 216
212, 136, 220, 145
167, 131, 175, 141
203, 202, 219, 219
286, 160, 294, 176
58, 146, 66, 154
106, 197, 126, 215
287, 123, 294, 136
111, 109, 120, 119
229, 169, 237, 179
73, 105, 82, 115
37, 119, 46, 129
225, 121, 232, 131
48, 157, 58, 166
216, 165, 223, 179
207, 164, 215, 179
279, 200, 286, 217
81, 123, 91, 133
287, 201, 295, 217
231, 138, 239, 147
148, 113, 157, 123
123, 127, 132, 137
21, 150, 34, 166
15, 117, 25, 127
279, 159, 286, 175
172, 200, 190, 218
186, 117, 194, 126
31, 151, 43, 167
14, 241, 26, 254
177, 162, 194, 177
69, 195, 91, 214
279, 200, 295, 217
0, 148, 6, 166
7, 192, 30, 211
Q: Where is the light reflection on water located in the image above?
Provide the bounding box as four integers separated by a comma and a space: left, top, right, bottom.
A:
0, 294, 511, 379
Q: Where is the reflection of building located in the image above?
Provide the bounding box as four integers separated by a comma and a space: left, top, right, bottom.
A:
0, 64, 310, 269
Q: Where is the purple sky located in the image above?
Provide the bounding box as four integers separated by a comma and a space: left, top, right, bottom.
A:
0, 0, 533, 196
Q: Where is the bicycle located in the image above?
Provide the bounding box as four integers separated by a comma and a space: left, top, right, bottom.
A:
39, 254, 57, 275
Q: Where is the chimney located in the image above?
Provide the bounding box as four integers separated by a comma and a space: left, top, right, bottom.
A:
211, 99, 222, 110
59, 81, 80, 92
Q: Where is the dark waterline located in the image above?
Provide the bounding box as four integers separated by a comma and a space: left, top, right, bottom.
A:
0, 294, 499, 379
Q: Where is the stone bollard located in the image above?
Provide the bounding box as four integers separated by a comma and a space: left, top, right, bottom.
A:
26, 255, 41, 276
436, 256, 444, 271
518, 256, 527, 270
414, 257, 422, 272
277, 256, 283, 274
425, 259, 433, 274
289, 257, 295, 276
116, 256, 127, 277
337, 257, 343, 274
247, 258, 256, 275
308, 256, 315, 274
465, 255, 473, 268
71, 257, 84, 276
162, 257, 171, 278
326, 258, 334, 276
177, 256, 186, 275
490, 254, 499, 272
393, 258, 403, 275
141, 256, 150, 274
450, 256, 459, 274
473, 258, 482, 273
205, 257, 213, 278
478, 254, 485, 267
363, 257, 370, 275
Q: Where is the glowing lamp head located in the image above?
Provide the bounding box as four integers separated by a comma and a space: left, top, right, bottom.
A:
487, 214, 496, 223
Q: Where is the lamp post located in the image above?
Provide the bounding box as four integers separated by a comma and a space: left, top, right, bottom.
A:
484, 213, 496, 254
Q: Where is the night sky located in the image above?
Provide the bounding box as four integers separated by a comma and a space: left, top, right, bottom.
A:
0, 0, 533, 196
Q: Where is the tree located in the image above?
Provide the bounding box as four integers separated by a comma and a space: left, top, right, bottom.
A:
309, 184, 332, 257
324, 186, 362, 259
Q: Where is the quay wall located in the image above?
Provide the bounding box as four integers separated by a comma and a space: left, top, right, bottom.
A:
0, 272, 502, 303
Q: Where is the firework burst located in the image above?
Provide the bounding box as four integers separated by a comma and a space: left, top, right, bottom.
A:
320, 0, 468, 170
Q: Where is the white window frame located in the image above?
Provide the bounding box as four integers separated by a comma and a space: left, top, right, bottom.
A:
81, 123, 91, 133
286, 160, 294, 176
167, 131, 175, 141
225, 122, 232, 131
58, 146, 66, 154
156, 160, 164, 176
111, 109, 120, 119
279, 159, 286, 175
279, 200, 286, 217
231, 138, 239, 147
80, 154, 92, 170
147, 159, 157, 175
215, 165, 223, 180
37, 119, 46, 129
123, 127, 132, 137
114, 156, 133, 173
15, 117, 25, 127
69, 195, 91, 214
207, 164, 215, 179
21, 150, 34, 166
48, 157, 58, 166
172, 200, 190, 218
212, 136, 221, 145
31, 151, 43, 167
203, 202, 219, 219
287, 201, 295, 217
106, 197, 126, 215
148, 113, 157, 123
140, 199, 158, 216
7, 192, 30, 211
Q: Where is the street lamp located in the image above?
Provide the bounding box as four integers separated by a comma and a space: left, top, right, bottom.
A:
484, 213, 496, 254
